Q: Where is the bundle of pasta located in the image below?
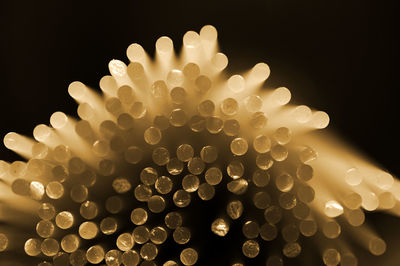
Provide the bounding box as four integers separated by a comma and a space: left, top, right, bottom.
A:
0, 25, 398, 266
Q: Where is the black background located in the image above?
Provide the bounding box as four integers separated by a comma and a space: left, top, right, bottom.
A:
0, 0, 398, 265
